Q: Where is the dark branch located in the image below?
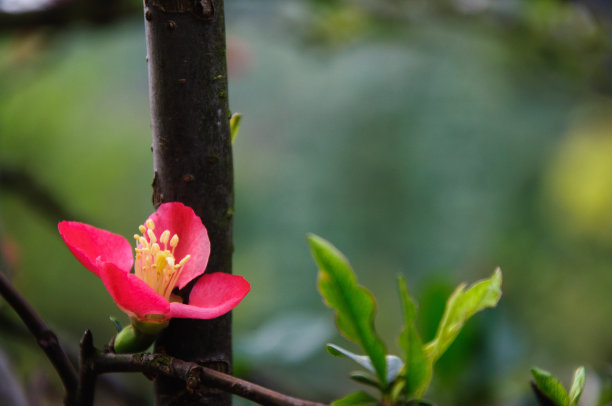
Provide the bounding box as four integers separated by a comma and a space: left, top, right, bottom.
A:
0, 268, 78, 401
76, 330, 97, 406
93, 351, 329, 406
0, 312, 150, 406
0, 166, 81, 224
0, 0, 139, 30
145, 0, 235, 404
0, 264, 329, 405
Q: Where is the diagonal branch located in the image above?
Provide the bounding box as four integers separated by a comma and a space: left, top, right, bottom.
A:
0, 166, 81, 224
0, 263, 328, 405
0, 268, 78, 402
92, 350, 329, 406
0, 311, 150, 406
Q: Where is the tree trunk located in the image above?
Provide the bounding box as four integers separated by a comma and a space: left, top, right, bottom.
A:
143, 0, 233, 404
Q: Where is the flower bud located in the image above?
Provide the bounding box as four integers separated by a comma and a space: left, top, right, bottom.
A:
112, 319, 169, 353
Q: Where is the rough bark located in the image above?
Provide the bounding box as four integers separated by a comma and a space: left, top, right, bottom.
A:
143, 0, 233, 404
94, 351, 330, 406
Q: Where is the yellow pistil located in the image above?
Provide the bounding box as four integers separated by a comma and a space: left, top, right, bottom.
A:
133, 219, 190, 299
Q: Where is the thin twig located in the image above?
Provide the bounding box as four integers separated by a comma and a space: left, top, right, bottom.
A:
0, 259, 328, 406
76, 330, 97, 406
0, 312, 150, 405
93, 351, 329, 406
0, 269, 78, 401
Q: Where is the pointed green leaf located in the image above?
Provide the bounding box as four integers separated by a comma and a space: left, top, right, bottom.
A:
397, 275, 430, 398
309, 234, 387, 384
424, 268, 502, 363
326, 343, 403, 384
531, 367, 570, 406
568, 367, 586, 406
530, 381, 557, 406
109, 316, 123, 332
389, 379, 405, 401
350, 370, 382, 389
331, 391, 378, 406
327, 344, 375, 373
230, 112, 242, 144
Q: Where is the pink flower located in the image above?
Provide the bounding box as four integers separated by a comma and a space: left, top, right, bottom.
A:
58, 202, 250, 323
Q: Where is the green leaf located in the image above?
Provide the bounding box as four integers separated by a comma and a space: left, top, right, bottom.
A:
389, 379, 405, 402
326, 343, 403, 384
109, 316, 123, 332
531, 381, 557, 406
331, 391, 378, 406
568, 367, 586, 406
230, 112, 242, 144
308, 234, 388, 384
350, 370, 381, 389
531, 367, 570, 406
397, 275, 430, 398
327, 344, 376, 373
424, 268, 502, 363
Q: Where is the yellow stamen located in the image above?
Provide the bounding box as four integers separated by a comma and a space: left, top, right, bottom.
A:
160, 230, 170, 246
170, 234, 179, 248
132, 219, 190, 300
138, 237, 148, 249
178, 255, 190, 268
147, 229, 157, 244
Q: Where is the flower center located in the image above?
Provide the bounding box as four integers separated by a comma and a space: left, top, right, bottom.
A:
133, 219, 190, 300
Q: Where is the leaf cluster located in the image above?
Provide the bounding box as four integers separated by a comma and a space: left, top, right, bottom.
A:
307, 234, 502, 405
531, 366, 586, 406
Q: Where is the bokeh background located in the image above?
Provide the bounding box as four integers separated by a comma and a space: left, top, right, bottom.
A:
1, 0, 612, 404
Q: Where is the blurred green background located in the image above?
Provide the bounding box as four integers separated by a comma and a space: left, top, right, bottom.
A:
1, 0, 612, 404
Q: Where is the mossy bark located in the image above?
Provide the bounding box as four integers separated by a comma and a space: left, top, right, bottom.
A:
143, 0, 233, 404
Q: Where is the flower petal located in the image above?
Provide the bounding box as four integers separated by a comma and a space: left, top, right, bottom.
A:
169, 273, 250, 319
98, 261, 170, 319
58, 221, 133, 277
146, 202, 210, 289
